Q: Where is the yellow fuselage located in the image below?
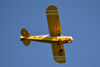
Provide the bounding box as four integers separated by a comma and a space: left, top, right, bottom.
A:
22, 35, 72, 44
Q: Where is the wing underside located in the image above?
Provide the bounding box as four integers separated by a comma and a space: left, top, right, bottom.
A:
46, 5, 62, 35
46, 5, 65, 63
51, 43, 66, 63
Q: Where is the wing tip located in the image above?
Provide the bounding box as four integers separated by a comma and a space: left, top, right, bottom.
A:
53, 56, 66, 63
54, 59, 66, 63
46, 5, 58, 10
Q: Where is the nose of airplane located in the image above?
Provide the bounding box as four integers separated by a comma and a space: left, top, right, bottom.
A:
72, 38, 74, 41
70, 37, 74, 41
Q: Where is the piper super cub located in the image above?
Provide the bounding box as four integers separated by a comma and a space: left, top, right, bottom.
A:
20, 5, 74, 63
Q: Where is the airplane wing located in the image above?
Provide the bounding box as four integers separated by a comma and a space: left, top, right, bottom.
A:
46, 5, 62, 35
51, 43, 66, 63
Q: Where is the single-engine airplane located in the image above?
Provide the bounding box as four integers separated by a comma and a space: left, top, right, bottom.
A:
20, 5, 74, 63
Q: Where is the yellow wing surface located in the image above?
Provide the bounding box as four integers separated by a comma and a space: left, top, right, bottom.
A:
51, 43, 66, 63
46, 5, 66, 63
46, 5, 62, 35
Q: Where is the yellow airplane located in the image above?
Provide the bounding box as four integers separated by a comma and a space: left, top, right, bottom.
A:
20, 5, 74, 63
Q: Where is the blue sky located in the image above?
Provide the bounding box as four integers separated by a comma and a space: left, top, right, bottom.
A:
0, 0, 100, 67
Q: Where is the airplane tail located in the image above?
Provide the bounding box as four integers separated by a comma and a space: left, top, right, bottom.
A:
20, 28, 31, 46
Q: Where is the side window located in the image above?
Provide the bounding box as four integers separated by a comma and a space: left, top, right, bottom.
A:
50, 34, 62, 37
57, 34, 61, 36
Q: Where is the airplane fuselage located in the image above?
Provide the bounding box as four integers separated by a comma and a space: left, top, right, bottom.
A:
20, 5, 74, 63
21, 34, 73, 44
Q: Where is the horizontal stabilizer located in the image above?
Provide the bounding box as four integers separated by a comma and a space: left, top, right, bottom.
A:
20, 28, 31, 46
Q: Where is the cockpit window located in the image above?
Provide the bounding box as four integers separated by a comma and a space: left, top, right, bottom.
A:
57, 34, 61, 36
50, 34, 62, 37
